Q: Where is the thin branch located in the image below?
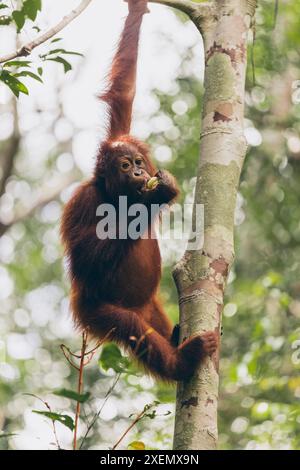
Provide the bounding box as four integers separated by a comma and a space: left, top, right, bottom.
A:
149, 0, 214, 33
60, 344, 80, 370
73, 332, 88, 451
79, 373, 121, 450
61, 329, 115, 360
112, 408, 147, 450
0, 0, 93, 64
24, 393, 61, 450
149, 0, 199, 16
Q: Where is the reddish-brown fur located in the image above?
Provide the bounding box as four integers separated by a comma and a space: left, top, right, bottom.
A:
61, 0, 217, 381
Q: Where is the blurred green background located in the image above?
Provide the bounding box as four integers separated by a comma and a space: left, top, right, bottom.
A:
0, 0, 300, 450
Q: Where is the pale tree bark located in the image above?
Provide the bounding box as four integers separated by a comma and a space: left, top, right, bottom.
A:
151, 0, 256, 450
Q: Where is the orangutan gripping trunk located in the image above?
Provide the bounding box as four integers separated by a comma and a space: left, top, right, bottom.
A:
61, 0, 217, 381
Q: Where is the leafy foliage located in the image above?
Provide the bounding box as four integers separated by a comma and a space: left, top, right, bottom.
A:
0, 2, 83, 96
53, 389, 90, 403
0, 70, 29, 97
12, 0, 42, 31
99, 343, 131, 373
32, 411, 74, 431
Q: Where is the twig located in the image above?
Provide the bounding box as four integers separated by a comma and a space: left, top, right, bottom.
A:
24, 393, 61, 450
73, 331, 88, 450
149, 0, 198, 16
50, 412, 61, 450
60, 332, 113, 450
112, 408, 147, 450
60, 344, 80, 370
62, 339, 105, 360
60, 329, 115, 362
79, 373, 121, 450
0, 0, 93, 64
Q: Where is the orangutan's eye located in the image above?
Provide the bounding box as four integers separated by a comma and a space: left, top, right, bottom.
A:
135, 158, 143, 166
121, 162, 130, 170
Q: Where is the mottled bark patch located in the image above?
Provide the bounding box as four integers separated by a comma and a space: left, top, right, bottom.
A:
198, 161, 240, 230
204, 53, 235, 103
181, 396, 198, 409
211, 257, 229, 277
213, 111, 232, 122
206, 41, 246, 68
213, 102, 233, 122
205, 398, 214, 407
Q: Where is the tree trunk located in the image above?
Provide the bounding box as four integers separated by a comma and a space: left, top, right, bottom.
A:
165, 0, 257, 450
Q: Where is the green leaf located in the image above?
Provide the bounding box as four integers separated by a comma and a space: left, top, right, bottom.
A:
13, 79, 29, 95
37, 66, 43, 76
53, 388, 90, 403
51, 37, 63, 43
11, 0, 42, 31
32, 411, 74, 431
0, 70, 29, 97
62, 51, 83, 57
144, 410, 157, 419
46, 49, 70, 56
14, 70, 43, 83
128, 441, 145, 450
3, 60, 31, 68
0, 4, 8, 10
99, 343, 130, 373
12, 10, 25, 31
47, 48, 83, 57
47, 57, 72, 73
23, 0, 42, 21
